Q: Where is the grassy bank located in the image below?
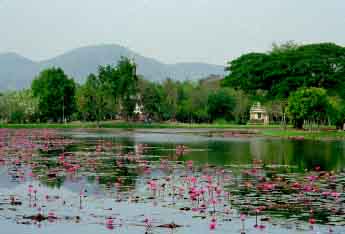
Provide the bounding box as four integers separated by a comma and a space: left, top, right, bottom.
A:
261, 129, 345, 140
0, 121, 283, 129
1, 122, 344, 140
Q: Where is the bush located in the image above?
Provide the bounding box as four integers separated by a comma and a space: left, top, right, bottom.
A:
287, 87, 330, 129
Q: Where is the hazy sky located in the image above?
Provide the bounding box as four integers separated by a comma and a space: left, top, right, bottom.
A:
0, 0, 344, 65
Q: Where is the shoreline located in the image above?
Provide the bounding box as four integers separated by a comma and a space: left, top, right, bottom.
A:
1, 122, 344, 140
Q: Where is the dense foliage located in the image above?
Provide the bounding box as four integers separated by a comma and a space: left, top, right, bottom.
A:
1, 43, 345, 129
208, 88, 235, 122
223, 42, 345, 129
75, 57, 138, 123
76, 74, 111, 123
223, 42, 345, 99
98, 57, 138, 119
287, 88, 330, 129
32, 68, 76, 122
138, 79, 248, 123
0, 90, 38, 123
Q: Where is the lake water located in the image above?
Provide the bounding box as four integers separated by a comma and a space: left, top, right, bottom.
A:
0, 128, 345, 234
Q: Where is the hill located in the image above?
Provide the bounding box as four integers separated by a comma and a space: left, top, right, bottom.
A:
0, 44, 225, 90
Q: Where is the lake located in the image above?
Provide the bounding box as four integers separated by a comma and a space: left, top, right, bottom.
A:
0, 128, 345, 234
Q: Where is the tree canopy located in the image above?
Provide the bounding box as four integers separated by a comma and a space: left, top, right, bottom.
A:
287, 87, 330, 129
76, 74, 111, 123
207, 88, 235, 122
98, 57, 138, 119
0, 90, 38, 123
223, 43, 345, 99
32, 67, 76, 122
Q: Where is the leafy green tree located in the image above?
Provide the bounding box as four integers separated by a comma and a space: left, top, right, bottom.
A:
141, 82, 164, 121
223, 52, 270, 94
98, 57, 138, 120
32, 68, 76, 122
271, 40, 299, 54
223, 43, 345, 99
162, 78, 178, 120
231, 90, 251, 124
98, 65, 119, 99
328, 96, 345, 129
0, 90, 38, 123
176, 84, 210, 123
287, 87, 330, 129
208, 88, 235, 122
76, 74, 111, 124
265, 99, 287, 124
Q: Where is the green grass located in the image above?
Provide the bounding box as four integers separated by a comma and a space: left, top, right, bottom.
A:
1, 122, 344, 140
99, 122, 284, 129
0, 121, 282, 130
261, 129, 345, 140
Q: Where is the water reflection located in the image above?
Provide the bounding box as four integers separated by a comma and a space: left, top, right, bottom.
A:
60, 129, 345, 172
1, 129, 345, 234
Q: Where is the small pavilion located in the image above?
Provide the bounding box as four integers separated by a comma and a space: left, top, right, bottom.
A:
249, 102, 269, 125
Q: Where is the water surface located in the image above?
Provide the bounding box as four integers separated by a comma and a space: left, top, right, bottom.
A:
0, 129, 345, 234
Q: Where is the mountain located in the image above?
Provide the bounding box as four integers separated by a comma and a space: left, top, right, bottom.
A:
0, 53, 39, 90
0, 44, 225, 90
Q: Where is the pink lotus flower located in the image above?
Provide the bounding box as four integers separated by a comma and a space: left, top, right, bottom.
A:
210, 199, 217, 205
322, 191, 331, 196
188, 176, 197, 184
148, 180, 157, 190
240, 214, 246, 221
106, 217, 114, 230
306, 175, 317, 182
28, 185, 33, 194
309, 218, 316, 224
209, 221, 216, 230
331, 192, 341, 199
255, 224, 266, 230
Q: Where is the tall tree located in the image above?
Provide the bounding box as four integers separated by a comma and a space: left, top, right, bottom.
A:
141, 82, 163, 121
328, 96, 345, 129
232, 90, 251, 124
223, 42, 345, 99
0, 90, 38, 123
76, 74, 110, 124
162, 78, 178, 119
287, 87, 330, 129
271, 40, 299, 54
208, 88, 235, 122
176, 84, 210, 123
98, 57, 138, 120
32, 67, 76, 122
117, 58, 138, 119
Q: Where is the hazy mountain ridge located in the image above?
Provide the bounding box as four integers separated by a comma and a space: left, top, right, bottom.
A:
0, 44, 225, 90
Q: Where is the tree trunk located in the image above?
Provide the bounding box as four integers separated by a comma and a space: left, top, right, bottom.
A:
294, 119, 304, 129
